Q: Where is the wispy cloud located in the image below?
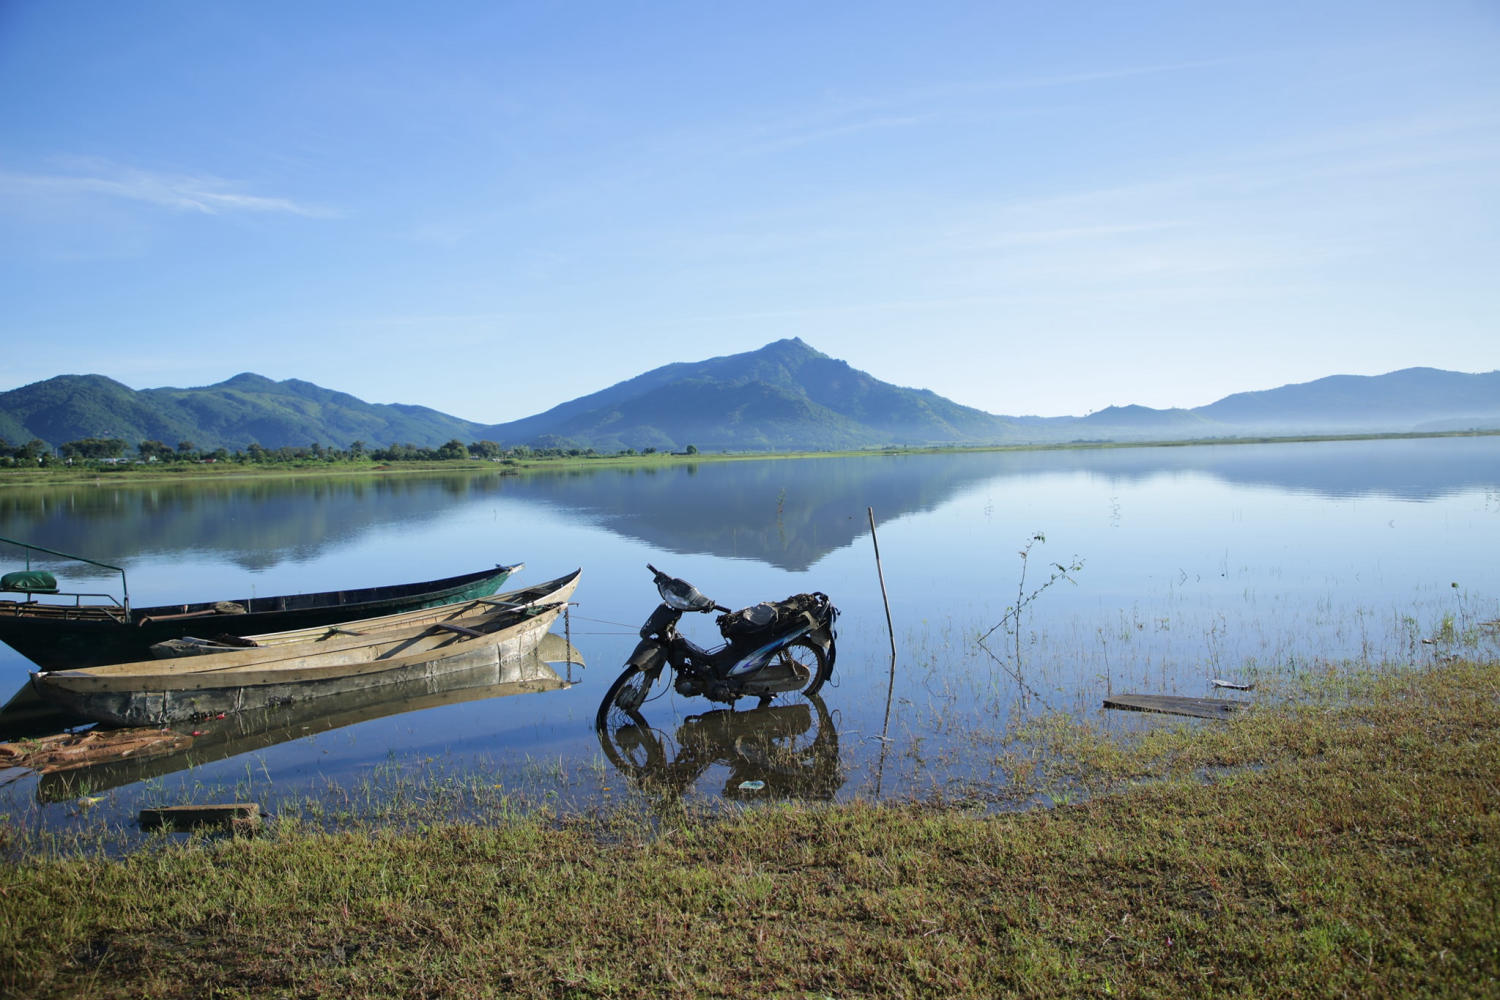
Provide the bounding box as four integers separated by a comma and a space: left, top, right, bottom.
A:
0, 160, 338, 218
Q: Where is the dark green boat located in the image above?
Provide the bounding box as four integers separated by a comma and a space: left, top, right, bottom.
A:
0, 536, 520, 670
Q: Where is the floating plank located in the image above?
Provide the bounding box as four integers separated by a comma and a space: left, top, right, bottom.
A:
0, 727, 193, 773
1103, 694, 1251, 720
139, 802, 261, 833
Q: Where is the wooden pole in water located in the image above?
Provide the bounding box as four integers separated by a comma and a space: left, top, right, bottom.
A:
868, 507, 896, 661
869, 506, 898, 800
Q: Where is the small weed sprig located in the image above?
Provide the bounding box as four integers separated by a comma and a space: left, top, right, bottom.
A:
976, 532, 1083, 704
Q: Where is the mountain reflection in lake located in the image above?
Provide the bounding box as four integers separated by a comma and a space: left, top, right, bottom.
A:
2, 436, 1498, 841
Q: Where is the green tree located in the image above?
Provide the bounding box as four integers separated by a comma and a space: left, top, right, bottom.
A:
137, 440, 170, 461
469, 440, 502, 460
437, 439, 469, 460
684, 444, 699, 455
60, 438, 127, 460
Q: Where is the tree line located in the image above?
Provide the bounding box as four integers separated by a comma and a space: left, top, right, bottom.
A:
1, 436, 697, 467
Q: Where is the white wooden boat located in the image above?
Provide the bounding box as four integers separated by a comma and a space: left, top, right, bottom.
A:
30, 572, 579, 727
149, 570, 581, 655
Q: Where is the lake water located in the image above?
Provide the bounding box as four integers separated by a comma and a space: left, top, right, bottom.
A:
3, 437, 1498, 840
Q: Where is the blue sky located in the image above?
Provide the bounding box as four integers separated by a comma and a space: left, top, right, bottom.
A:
2, 2, 1496, 422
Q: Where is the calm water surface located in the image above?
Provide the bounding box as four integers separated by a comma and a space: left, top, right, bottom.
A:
2, 437, 1497, 839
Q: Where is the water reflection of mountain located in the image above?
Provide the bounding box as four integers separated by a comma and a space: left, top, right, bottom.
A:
495, 439, 1497, 567
0, 439, 1491, 576
500, 455, 999, 570
1032, 437, 1499, 500
0, 474, 508, 574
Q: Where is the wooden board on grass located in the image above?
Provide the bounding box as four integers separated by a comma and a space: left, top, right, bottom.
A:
1103, 694, 1250, 720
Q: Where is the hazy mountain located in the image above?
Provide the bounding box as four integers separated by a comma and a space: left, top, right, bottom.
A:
1195, 367, 1500, 433
2, 341, 1496, 454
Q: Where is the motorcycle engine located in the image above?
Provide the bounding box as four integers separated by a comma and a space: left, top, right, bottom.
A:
676, 674, 735, 702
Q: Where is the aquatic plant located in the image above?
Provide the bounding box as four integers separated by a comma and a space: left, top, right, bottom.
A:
975, 532, 1083, 703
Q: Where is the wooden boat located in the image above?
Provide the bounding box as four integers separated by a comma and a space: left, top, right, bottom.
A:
0, 535, 521, 669
29, 576, 577, 727
149, 569, 581, 656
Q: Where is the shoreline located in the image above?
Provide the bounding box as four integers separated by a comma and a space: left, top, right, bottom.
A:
3, 428, 1496, 489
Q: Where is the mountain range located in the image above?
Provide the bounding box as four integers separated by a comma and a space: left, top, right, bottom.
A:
3, 339, 1498, 454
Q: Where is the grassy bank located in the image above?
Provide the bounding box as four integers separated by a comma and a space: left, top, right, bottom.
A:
3, 657, 1496, 998
4, 429, 1496, 488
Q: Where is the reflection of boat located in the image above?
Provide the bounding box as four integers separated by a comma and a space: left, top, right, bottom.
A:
150, 570, 580, 655
33, 636, 582, 803
30, 574, 578, 726
597, 694, 842, 802
0, 534, 522, 669
0, 681, 91, 741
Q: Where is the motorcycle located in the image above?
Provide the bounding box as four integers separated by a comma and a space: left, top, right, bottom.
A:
594, 564, 838, 730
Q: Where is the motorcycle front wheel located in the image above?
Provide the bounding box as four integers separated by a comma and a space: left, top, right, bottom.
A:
596, 705, 669, 778
596, 663, 670, 730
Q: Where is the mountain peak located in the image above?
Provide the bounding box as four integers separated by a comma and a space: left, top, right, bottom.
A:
762, 336, 820, 356
216, 373, 279, 390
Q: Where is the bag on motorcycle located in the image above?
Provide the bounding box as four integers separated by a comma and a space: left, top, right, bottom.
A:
717, 592, 830, 642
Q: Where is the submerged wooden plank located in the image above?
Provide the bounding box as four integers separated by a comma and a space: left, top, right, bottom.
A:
139, 802, 261, 833
0, 727, 193, 773
1103, 694, 1251, 720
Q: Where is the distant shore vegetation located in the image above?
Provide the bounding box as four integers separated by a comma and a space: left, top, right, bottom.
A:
0, 430, 1494, 486
0, 435, 702, 474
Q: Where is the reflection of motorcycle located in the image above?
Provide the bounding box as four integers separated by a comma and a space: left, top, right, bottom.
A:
598, 695, 842, 801
595, 565, 838, 729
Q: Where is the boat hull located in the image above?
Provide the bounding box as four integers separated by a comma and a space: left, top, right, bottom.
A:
32, 600, 567, 727
212, 571, 574, 648
0, 563, 520, 669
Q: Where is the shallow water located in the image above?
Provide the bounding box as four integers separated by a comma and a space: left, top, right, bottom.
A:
2, 436, 1498, 843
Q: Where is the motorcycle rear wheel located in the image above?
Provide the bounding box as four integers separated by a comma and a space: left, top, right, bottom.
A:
755, 636, 831, 705
596, 663, 670, 730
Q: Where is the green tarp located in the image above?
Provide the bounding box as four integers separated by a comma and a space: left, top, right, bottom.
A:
1, 570, 59, 594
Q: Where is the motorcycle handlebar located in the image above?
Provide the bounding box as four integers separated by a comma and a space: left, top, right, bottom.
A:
646, 564, 730, 614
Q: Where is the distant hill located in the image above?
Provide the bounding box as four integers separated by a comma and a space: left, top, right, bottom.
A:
1195, 367, 1500, 433
2, 342, 1497, 454
0, 373, 484, 453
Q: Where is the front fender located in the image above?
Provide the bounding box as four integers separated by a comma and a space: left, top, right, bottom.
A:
805, 626, 837, 672
626, 639, 668, 673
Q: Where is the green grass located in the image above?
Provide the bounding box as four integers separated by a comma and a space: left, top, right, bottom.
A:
3, 655, 1496, 998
